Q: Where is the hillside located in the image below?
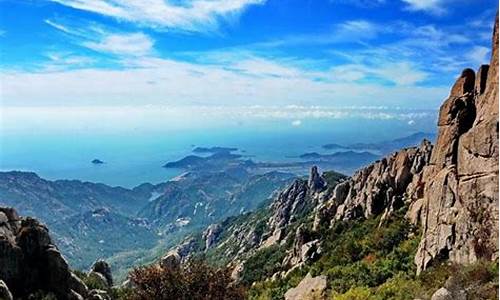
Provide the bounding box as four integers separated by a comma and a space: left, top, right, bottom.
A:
157, 15, 499, 300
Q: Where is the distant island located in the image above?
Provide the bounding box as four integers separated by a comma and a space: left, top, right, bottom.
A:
192, 146, 238, 154
322, 132, 435, 154
91, 159, 105, 164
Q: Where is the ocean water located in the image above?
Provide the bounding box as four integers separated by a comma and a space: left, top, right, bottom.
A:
0, 107, 438, 188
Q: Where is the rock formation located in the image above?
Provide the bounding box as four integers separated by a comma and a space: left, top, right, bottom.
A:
90, 260, 113, 287
284, 273, 327, 300
312, 139, 433, 230
0, 207, 89, 299
414, 15, 499, 273
0, 206, 115, 299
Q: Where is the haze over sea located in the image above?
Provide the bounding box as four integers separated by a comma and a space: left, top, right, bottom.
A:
1, 106, 437, 188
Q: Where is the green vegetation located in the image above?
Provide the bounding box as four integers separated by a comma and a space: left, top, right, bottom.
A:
246, 206, 498, 300
240, 245, 288, 285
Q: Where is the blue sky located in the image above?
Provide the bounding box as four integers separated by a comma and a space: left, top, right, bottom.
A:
0, 0, 497, 113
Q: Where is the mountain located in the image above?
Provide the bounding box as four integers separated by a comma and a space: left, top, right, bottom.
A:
323, 132, 436, 154
159, 15, 499, 299
0, 169, 296, 276
0, 171, 159, 221
51, 208, 158, 268
140, 170, 296, 231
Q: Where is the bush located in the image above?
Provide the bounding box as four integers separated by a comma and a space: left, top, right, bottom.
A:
332, 286, 372, 300
128, 258, 246, 300
240, 245, 287, 285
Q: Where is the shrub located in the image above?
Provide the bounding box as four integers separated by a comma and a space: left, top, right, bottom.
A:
332, 286, 373, 300
128, 258, 246, 300
240, 245, 287, 285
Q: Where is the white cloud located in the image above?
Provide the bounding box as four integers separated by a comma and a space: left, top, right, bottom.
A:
466, 46, 490, 65
255, 19, 381, 47
45, 19, 154, 57
50, 0, 265, 32
84, 33, 154, 56
1, 55, 448, 109
330, 61, 428, 86
401, 0, 446, 15
1, 105, 436, 134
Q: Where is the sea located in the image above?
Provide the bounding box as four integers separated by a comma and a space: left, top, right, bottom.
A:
0, 106, 438, 188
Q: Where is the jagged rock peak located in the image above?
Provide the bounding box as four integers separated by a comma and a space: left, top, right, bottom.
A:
308, 166, 326, 193
313, 140, 434, 225
414, 13, 499, 274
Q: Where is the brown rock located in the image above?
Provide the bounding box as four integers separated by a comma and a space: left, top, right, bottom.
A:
415, 14, 499, 273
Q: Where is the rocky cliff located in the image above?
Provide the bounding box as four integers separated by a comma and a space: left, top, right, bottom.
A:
413, 14, 499, 274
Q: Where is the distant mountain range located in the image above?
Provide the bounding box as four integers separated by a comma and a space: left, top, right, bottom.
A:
323, 132, 436, 154
0, 167, 294, 279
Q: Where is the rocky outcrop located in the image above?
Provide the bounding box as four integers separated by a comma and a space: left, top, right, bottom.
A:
308, 166, 326, 193
262, 178, 310, 246
0, 207, 89, 299
90, 260, 113, 287
414, 15, 499, 273
284, 273, 327, 300
312, 139, 433, 230
160, 251, 181, 270
203, 223, 222, 249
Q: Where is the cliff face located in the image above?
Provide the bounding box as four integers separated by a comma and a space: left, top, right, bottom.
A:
414, 15, 499, 273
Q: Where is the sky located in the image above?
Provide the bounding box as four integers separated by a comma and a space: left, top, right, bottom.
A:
0, 0, 498, 123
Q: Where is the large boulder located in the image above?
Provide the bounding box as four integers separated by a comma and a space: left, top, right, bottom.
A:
284, 273, 327, 300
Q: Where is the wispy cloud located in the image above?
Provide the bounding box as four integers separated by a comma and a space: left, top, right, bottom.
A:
253, 19, 382, 47
331, 61, 429, 85
50, 0, 265, 32
45, 19, 154, 57
466, 46, 490, 65
83, 33, 153, 56
401, 0, 446, 15
1, 54, 448, 109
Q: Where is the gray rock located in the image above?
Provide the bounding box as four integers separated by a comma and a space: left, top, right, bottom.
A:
284, 273, 327, 300
416, 16, 499, 273
160, 251, 181, 270
203, 224, 222, 250
90, 260, 113, 287
0, 207, 89, 299
308, 166, 326, 193
431, 288, 453, 300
